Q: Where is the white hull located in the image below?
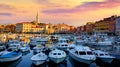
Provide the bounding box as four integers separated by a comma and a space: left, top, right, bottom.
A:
21, 49, 29, 52
32, 60, 45, 66
0, 53, 22, 62
33, 49, 41, 53
50, 57, 66, 64
69, 51, 95, 64
20, 47, 30, 52
31, 52, 48, 66
99, 57, 114, 63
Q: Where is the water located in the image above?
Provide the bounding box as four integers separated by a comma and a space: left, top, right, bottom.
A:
0, 50, 120, 67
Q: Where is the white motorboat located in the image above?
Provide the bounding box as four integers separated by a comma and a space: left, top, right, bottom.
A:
69, 45, 96, 64
93, 50, 115, 63
0, 43, 6, 51
33, 45, 42, 54
29, 40, 38, 47
8, 40, 21, 51
20, 42, 30, 52
57, 38, 69, 51
0, 51, 22, 62
31, 52, 48, 66
49, 49, 67, 64
20, 46, 30, 52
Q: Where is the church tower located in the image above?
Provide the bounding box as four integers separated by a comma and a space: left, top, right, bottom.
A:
35, 12, 39, 25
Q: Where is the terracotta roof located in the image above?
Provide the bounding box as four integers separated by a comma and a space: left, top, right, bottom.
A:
17, 22, 32, 24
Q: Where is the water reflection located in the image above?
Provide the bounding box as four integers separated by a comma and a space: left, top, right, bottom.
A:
0, 58, 22, 67
69, 56, 89, 67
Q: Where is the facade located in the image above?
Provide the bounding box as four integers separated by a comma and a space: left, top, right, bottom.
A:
116, 17, 120, 35
86, 22, 95, 33
95, 15, 117, 34
45, 24, 55, 34
95, 20, 110, 33
16, 22, 32, 33
16, 22, 44, 33
54, 23, 71, 33
76, 25, 86, 34
0, 25, 4, 32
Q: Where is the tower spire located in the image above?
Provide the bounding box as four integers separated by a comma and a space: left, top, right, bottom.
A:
36, 12, 39, 23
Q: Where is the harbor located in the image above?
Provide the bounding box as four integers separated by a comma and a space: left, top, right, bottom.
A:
0, 33, 120, 67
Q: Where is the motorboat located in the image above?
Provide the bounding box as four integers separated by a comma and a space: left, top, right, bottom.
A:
20, 46, 30, 52
49, 49, 67, 64
33, 45, 42, 54
57, 38, 69, 51
69, 45, 96, 64
0, 51, 22, 62
0, 42, 6, 51
20, 42, 30, 52
8, 40, 21, 51
93, 50, 115, 63
31, 52, 48, 66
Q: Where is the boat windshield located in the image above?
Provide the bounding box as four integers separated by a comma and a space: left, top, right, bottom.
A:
58, 53, 61, 55
53, 53, 57, 55
100, 54, 104, 56
87, 51, 93, 55
79, 51, 86, 55
53, 53, 61, 55
105, 54, 109, 56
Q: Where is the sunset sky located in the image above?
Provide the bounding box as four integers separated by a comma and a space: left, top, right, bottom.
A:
0, 0, 120, 27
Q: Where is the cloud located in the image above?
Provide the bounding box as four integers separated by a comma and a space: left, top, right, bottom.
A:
0, 13, 13, 16
0, 4, 15, 10
42, 0, 120, 14
34, 0, 52, 4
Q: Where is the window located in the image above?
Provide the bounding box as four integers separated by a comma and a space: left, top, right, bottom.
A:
95, 53, 98, 56
75, 51, 78, 55
87, 51, 93, 55
79, 52, 86, 55
58, 53, 61, 55
100, 54, 104, 56
53, 53, 57, 55
105, 54, 109, 56
65, 44, 67, 46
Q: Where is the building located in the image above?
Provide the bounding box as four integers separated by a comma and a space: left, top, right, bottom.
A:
86, 22, 95, 34
95, 15, 117, 34
54, 23, 71, 34
116, 17, 120, 35
16, 22, 31, 33
16, 13, 45, 33
45, 24, 55, 34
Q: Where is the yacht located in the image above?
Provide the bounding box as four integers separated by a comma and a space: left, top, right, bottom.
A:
49, 49, 67, 64
93, 50, 115, 63
31, 52, 48, 66
69, 45, 96, 64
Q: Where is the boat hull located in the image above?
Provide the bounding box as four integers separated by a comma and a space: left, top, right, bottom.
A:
98, 57, 114, 63
69, 52, 95, 64
0, 52, 22, 62
32, 60, 45, 66
50, 57, 66, 64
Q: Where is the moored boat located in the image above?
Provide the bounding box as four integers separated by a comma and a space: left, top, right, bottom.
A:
49, 49, 67, 64
31, 52, 48, 66
93, 50, 115, 63
0, 51, 22, 62
69, 45, 96, 64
